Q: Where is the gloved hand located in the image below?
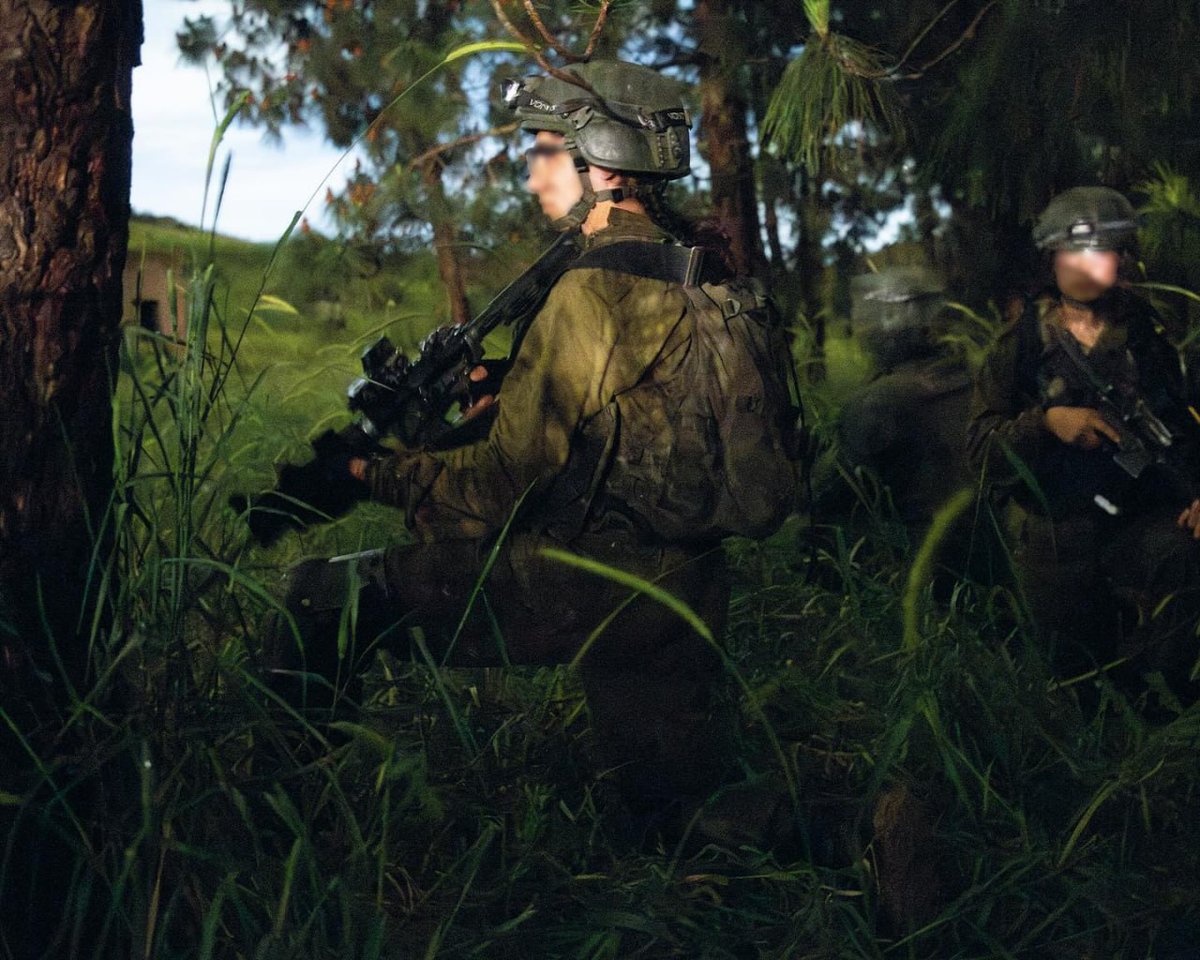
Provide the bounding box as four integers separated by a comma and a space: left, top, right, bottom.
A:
231, 425, 388, 547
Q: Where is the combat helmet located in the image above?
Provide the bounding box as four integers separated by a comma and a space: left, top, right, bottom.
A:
502, 60, 691, 230
850, 266, 949, 370
1032, 186, 1139, 252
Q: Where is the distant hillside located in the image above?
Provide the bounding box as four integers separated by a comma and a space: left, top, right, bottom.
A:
125, 216, 281, 339
125, 215, 444, 321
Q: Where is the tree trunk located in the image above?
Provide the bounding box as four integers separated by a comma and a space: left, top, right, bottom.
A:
422, 162, 472, 326
694, 0, 767, 279
0, 0, 143, 706
789, 173, 828, 381
763, 197, 785, 270
413, 1, 471, 327
757, 151, 797, 305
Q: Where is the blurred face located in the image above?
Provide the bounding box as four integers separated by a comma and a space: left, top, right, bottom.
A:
1054, 248, 1120, 303
525, 131, 583, 222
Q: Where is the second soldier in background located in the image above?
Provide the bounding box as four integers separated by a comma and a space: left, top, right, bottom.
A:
969, 187, 1200, 707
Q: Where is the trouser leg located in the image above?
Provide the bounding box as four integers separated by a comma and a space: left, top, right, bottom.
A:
386, 534, 735, 811
544, 540, 732, 813
264, 537, 736, 809
1005, 505, 1112, 675
261, 551, 401, 708
582, 668, 730, 807
1102, 510, 1200, 704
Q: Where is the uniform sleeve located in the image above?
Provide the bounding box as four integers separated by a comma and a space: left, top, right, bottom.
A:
966, 324, 1052, 485
365, 276, 611, 541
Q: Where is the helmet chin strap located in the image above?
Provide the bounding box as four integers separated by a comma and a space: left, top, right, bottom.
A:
1060, 292, 1099, 310
548, 141, 627, 232
1060, 287, 1118, 311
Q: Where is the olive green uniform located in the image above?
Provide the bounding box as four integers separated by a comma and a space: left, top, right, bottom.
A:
837, 356, 974, 526
366, 210, 698, 543
276, 210, 731, 809
967, 290, 1200, 686
822, 355, 993, 586
814, 265, 983, 581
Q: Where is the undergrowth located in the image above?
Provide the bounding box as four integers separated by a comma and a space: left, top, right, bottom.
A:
3, 138, 1200, 960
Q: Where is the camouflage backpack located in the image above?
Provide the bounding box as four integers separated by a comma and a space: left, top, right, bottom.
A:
565, 241, 803, 543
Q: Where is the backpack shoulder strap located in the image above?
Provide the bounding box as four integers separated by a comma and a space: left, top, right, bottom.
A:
568, 240, 717, 287
1014, 296, 1045, 397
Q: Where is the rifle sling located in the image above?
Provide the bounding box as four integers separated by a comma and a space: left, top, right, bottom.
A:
468, 230, 581, 361
1047, 320, 1117, 400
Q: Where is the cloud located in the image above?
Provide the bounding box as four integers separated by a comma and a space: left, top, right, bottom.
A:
131, 0, 351, 241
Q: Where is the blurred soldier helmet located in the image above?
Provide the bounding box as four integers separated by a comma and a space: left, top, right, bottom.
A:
1032, 187, 1139, 253
503, 60, 692, 180
850, 266, 949, 370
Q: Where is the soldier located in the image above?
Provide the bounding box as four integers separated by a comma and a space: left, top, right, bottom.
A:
840, 269, 973, 524
968, 187, 1200, 701
259, 60, 799, 826
809, 268, 987, 587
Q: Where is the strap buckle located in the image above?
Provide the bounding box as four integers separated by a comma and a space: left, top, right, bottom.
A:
684, 246, 706, 287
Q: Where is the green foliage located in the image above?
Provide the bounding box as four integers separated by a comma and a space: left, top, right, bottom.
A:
756, 0, 1200, 300
11, 198, 1200, 955
1136, 165, 1200, 319
921, 0, 1200, 220
763, 34, 904, 177
803, 0, 831, 38
939, 299, 1007, 372
177, 2, 538, 255
127, 218, 275, 310
169, 0, 1200, 312
11, 6, 1200, 957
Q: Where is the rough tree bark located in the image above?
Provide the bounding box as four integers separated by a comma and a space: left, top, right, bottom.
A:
0, 0, 143, 708
694, 0, 767, 279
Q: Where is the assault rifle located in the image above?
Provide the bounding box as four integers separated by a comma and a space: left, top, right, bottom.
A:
233, 231, 582, 546
1046, 323, 1193, 514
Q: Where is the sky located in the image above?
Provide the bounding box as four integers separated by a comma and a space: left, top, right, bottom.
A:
131, 0, 351, 242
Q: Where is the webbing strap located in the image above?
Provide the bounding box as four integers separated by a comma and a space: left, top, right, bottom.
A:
568, 240, 716, 287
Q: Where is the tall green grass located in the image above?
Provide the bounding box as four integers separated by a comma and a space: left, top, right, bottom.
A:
4, 113, 1200, 960
9, 256, 1200, 956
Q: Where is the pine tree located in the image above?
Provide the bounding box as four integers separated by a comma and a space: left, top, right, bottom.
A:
0, 0, 143, 717
763, 0, 1200, 300
180, 0, 497, 324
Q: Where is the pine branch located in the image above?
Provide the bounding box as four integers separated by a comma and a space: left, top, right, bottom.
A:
486, 0, 600, 92
408, 123, 521, 171
489, 0, 534, 52
765, 0, 999, 174
818, 1, 999, 81
894, 0, 999, 81
583, 1, 612, 59
521, 0, 581, 62
895, 0, 962, 71
763, 35, 905, 174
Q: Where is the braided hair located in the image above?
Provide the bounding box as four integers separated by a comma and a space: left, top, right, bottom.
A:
637, 181, 738, 280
